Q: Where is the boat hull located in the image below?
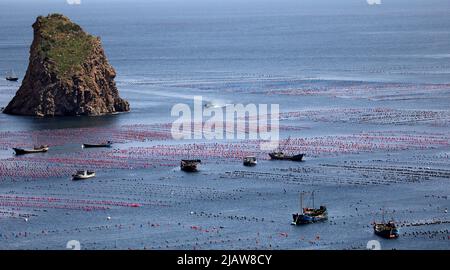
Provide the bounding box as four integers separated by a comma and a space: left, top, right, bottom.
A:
181, 165, 198, 172
82, 144, 112, 148
374, 225, 399, 239
72, 174, 96, 180
291, 213, 328, 225
269, 153, 304, 161
243, 161, 257, 166
13, 147, 48, 155
72, 176, 95, 180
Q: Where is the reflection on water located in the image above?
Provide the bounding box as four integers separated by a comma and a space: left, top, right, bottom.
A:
0, 113, 122, 132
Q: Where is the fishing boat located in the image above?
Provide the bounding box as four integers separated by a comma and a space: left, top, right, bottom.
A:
13, 145, 49, 155
5, 70, 18, 81
243, 156, 257, 166
373, 222, 399, 239
82, 141, 113, 148
269, 152, 304, 161
72, 170, 96, 180
373, 208, 399, 239
292, 191, 328, 225
269, 136, 305, 161
180, 159, 201, 172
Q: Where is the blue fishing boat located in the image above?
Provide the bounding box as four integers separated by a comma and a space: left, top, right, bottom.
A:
292, 191, 328, 225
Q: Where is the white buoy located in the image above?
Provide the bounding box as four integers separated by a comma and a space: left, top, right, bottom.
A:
107, 216, 111, 220
24, 218, 28, 222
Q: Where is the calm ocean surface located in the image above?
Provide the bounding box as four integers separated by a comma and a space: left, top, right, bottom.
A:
1, 0, 450, 80
1, 0, 450, 127
0, 0, 449, 250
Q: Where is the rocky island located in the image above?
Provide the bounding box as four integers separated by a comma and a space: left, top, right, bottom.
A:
3, 14, 129, 116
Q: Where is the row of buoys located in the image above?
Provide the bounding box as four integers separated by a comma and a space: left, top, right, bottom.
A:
107, 131, 448, 159
0, 161, 73, 179
0, 124, 173, 152
1, 127, 448, 181
191, 210, 270, 223
264, 81, 450, 100
0, 201, 108, 211
1, 122, 447, 154
0, 194, 141, 208
2, 203, 448, 248
279, 108, 450, 126
425, 195, 448, 199
404, 229, 449, 240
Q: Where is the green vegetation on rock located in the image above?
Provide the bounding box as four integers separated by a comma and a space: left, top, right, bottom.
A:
36, 14, 96, 77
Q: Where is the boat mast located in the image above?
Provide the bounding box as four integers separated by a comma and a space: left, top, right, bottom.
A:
312, 191, 315, 209
300, 192, 303, 213
285, 136, 291, 153
280, 136, 289, 153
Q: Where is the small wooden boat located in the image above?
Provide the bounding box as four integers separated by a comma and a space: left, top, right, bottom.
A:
180, 159, 201, 172
269, 136, 305, 161
269, 152, 304, 161
373, 208, 399, 239
5, 70, 18, 81
292, 191, 328, 225
243, 156, 257, 166
6, 76, 18, 82
292, 206, 328, 224
13, 145, 49, 155
82, 141, 113, 148
373, 222, 399, 239
72, 170, 96, 180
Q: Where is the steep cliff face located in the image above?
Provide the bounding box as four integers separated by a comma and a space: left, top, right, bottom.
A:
3, 14, 129, 116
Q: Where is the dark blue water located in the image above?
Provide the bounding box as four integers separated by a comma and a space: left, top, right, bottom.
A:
1, 0, 449, 130
1, 0, 450, 83
0, 0, 449, 250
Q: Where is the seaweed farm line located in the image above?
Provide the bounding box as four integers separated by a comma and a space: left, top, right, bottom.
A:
0, 78, 449, 250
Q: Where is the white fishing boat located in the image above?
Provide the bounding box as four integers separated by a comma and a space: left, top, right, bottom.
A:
72, 170, 96, 180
